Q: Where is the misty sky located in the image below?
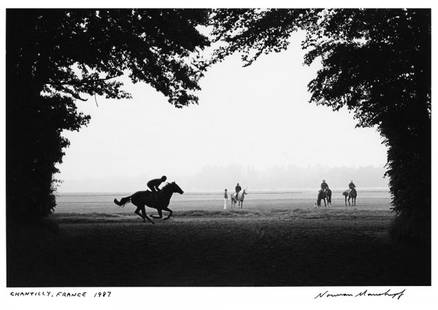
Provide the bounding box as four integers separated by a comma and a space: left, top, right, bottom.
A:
56, 32, 388, 192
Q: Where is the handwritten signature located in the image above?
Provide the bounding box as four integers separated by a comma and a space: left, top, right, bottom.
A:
315, 289, 406, 300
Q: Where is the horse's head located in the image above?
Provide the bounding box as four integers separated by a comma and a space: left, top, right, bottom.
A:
169, 182, 184, 194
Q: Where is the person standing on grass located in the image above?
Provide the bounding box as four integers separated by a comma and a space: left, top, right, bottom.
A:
223, 189, 228, 210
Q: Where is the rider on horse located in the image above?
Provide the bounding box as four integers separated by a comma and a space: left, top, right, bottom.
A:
349, 180, 356, 190
235, 182, 242, 199
147, 176, 167, 202
147, 176, 167, 192
321, 179, 329, 192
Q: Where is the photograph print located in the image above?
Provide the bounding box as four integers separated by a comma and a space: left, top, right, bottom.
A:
6, 8, 431, 287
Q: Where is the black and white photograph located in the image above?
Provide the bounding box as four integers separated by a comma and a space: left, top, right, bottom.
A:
2, 1, 435, 308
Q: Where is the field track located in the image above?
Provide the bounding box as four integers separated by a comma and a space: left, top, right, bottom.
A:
7, 208, 430, 286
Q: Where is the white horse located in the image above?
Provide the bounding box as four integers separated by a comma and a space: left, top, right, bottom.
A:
231, 189, 247, 208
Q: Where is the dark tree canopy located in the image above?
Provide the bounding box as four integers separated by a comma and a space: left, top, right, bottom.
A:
7, 9, 210, 219
12, 9, 210, 106
209, 9, 431, 242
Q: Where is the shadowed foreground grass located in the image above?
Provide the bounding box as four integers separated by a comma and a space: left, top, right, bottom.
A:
7, 208, 430, 286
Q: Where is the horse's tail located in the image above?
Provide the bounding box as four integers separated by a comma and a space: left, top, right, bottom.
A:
114, 196, 131, 207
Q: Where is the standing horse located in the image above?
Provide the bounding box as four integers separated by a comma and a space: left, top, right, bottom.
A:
231, 189, 247, 208
113, 182, 184, 224
317, 188, 332, 207
342, 188, 357, 206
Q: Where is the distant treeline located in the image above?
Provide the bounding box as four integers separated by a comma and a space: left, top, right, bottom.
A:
58, 165, 388, 193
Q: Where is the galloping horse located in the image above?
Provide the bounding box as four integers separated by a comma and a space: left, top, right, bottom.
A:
342, 188, 357, 206
317, 188, 332, 207
113, 182, 184, 224
231, 189, 247, 208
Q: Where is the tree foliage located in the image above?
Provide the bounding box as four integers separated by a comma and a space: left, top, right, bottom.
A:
210, 9, 431, 242
7, 9, 210, 218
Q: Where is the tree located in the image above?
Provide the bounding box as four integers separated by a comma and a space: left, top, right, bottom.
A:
6, 9, 210, 220
209, 9, 431, 242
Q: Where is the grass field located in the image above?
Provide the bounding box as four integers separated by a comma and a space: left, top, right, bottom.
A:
7, 191, 430, 287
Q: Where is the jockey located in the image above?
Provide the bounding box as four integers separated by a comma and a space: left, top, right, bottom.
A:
235, 182, 242, 198
349, 180, 356, 190
147, 176, 167, 193
321, 179, 329, 192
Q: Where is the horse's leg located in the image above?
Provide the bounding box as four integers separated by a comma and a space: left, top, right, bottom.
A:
151, 208, 163, 219
141, 206, 155, 224
134, 206, 144, 221
163, 207, 173, 220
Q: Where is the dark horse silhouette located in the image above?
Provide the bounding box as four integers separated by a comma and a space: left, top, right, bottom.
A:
317, 188, 332, 207
113, 182, 184, 224
342, 188, 357, 206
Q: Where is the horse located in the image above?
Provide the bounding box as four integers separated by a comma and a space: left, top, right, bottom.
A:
342, 188, 357, 206
113, 182, 184, 224
231, 189, 247, 208
316, 188, 332, 207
